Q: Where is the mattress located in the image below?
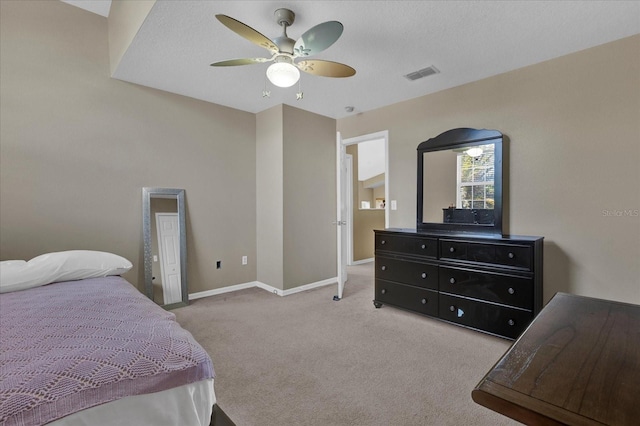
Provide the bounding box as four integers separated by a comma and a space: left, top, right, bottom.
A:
0, 276, 215, 426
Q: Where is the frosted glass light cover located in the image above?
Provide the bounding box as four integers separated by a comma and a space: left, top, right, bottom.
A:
266, 62, 300, 87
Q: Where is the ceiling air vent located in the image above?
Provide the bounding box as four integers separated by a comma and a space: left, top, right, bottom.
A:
404, 66, 440, 81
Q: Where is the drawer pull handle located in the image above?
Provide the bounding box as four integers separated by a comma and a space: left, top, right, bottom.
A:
421, 244, 426, 249
381, 289, 387, 295
449, 247, 455, 253
508, 319, 515, 326
449, 277, 456, 284
381, 240, 386, 245
381, 265, 387, 271
508, 252, 515, 259
421, 272, 427, 279
421, 298, 428, 305
508, 287, 515, 295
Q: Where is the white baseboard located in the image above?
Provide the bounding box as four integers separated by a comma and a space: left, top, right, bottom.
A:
281, 277, 337, 296
351, 258, 374, 265
189, 277, 338, 300
189, 281, 259, 300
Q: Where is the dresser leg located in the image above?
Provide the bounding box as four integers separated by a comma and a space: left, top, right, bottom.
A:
373, 301, 382, 308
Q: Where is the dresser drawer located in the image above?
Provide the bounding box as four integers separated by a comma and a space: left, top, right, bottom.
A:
439, 266, 533, 309
376, 256, 438, 290
375, 279, 438, 316
439, 294, 532, 339
375, 233, 437, 258
440, 240, 532, 270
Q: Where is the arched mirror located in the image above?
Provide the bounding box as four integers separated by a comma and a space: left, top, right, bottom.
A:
142, 187, 188, 309
417, 128, 503, 236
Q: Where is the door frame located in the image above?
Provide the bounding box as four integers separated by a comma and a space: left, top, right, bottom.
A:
345, 154, 353, 265
336, 130, 389, 299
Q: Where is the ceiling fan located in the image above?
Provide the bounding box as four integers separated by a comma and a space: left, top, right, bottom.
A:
211, 8, 356, 89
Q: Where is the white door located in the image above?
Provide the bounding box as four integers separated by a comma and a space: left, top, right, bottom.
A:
336, 132, 348, 299
156, 213, 182, 304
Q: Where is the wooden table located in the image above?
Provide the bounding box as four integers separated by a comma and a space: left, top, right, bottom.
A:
472, 292, 640, 425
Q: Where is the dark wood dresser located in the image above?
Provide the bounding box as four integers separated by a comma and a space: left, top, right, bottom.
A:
473, 292, 640, 425
373, 228, 543, 339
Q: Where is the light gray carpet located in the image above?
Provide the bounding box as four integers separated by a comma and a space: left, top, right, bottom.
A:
174, 263, 518, 426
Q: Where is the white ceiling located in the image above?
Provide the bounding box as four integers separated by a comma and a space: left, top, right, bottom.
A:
64, 1, 639, 119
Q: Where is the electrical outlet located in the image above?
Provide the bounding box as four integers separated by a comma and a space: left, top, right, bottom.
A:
242, 256, 248, 265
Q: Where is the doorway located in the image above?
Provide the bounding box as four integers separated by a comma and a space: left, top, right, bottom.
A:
336, 130, 389, 299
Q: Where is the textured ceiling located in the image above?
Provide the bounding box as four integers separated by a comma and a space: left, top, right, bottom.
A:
67, 1, 640, 119
61, 0, 111, 17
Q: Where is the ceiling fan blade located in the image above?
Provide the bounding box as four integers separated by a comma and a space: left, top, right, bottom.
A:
296, 60, 356, 78
211, 58, 268, 67
216, 14, 279, 54
294, 21, 343, 57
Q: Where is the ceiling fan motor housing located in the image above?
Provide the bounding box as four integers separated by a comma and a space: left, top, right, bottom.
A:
273, 36, 295, 54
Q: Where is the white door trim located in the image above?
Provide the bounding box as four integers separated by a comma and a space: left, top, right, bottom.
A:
346, 154, 354, 265
336, 132, 347, 300
337, 130, 389, 299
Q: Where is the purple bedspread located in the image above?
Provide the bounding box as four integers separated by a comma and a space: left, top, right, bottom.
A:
0, 276, 214, 426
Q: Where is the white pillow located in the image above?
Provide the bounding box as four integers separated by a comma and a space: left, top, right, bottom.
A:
0, 250, 132, 293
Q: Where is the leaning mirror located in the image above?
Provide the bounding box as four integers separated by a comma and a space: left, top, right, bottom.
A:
142, 187, 188, 309
417, 128, 503, 236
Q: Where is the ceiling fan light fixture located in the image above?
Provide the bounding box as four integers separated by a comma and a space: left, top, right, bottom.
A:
266, 61, 300, 87
212, 10, 354, 92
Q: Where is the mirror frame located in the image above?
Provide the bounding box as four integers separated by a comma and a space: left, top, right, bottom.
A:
142, 187, 188, 308
417, 128, 503, 236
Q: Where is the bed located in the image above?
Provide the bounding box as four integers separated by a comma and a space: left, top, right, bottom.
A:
0, 252, 216, 426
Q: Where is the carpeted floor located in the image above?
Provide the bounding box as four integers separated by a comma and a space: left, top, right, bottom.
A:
174, 263, 518, 426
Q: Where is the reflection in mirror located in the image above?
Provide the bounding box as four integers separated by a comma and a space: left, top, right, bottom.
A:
142, 188, 188, 309
358, 173, 385, 210
356, 138, 385, 210
417, 128, 503, 235
422, 143, 495, 223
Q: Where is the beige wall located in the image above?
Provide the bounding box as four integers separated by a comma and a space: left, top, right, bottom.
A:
255, 105, 338, 291
0, 0, 257, 295
282, 105, 337, 290
256, 106, 285, 288
338, 35, 640, 305
347, 145, 385, 262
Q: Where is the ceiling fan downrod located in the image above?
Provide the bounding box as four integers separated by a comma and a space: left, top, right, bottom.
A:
273, 8, 296, 55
